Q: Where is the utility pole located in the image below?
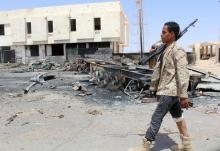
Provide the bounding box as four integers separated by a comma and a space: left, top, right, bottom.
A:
135, 0, 144, 59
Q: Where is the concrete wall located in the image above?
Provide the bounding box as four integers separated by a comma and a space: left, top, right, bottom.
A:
215, 45, 220, 63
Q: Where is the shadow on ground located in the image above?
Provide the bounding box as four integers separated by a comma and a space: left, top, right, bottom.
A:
151, 133, 176, 151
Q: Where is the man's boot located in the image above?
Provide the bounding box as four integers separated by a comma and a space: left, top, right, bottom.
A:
170, 134, 194, 151
128, 138, 151, 151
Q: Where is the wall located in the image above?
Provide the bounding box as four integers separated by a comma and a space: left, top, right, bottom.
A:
0, 2, 128, 47
0, 2, 129, 64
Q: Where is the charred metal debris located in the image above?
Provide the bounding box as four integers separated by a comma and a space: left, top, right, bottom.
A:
24, 56, 220, 103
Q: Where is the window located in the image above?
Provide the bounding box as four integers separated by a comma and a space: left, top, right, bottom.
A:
78, 43, 86, 49
70, 19, 76, 31
1, 46, 10, 50
52, 44, 64, 56
30, 45, 39, 56
48, 21, 53, 33
0, 24, 5, 35
27, 22, 31, 34
89, 42, 110, 48
94, 18, 101, 30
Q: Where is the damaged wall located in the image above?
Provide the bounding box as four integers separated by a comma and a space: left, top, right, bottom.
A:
190, 42, 220, 63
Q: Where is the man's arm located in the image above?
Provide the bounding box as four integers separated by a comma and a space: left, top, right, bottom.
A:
149, 59, 160, 92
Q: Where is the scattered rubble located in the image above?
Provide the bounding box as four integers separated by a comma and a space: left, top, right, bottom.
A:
1, 58, 220, 151
5, 112, 23, 126
63, 58, 89, 72
29, 60, 61, 71
87, 109, 102, 115
20, 122, 30, 126
24, 73, 56, 94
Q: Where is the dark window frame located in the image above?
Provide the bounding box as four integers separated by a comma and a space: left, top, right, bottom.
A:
30, 45, 39, 57
78, 43, 86, 49
70, 19, 76, 32
52, 44, 64, 56
27, 22, 32, 34
48, 21, 53, 33
94, 18, 101, 30
0, 24, 5, 36
89, 42, 110, 48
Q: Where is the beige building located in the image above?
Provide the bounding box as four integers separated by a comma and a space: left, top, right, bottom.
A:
0, 1, 129, 64
189, 42, 220, 63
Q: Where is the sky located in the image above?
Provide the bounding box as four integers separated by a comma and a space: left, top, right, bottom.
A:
0, 0, 220, 53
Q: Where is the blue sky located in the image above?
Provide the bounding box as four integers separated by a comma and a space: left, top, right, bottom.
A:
0, 0, 220, 53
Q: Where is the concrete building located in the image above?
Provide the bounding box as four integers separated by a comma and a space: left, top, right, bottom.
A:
0, 1, 129, 64
189, 42, 220, 63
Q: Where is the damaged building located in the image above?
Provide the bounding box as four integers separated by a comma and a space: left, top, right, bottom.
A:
0, 1, 129, 64
189, 42, 220, 63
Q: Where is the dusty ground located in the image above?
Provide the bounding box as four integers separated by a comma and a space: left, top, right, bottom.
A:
0, 66, 220, 151
191, 57, 220, 77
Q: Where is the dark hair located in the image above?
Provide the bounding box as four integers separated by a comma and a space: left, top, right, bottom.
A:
164, 21, 180, 40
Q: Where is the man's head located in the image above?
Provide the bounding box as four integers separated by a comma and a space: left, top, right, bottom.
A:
161, 21, 180, 45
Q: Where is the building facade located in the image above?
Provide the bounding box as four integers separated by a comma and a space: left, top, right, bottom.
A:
0, 2, 129, 64
189, 42, 220, 63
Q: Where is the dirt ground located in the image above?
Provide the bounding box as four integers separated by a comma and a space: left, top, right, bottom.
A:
192, 58, 220, 77
0, 65, 220, 151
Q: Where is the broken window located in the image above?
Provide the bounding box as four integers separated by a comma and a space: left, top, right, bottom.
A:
89, 42, 110, 48
70, 19, 76, 31
2, 46, 10, 50
27, 22, 31, 34
48, 21, 53, 33
52, 44, 64, 56
78, 43, 86, 49
26, 45, 39, 57
0, 24, 5, 35
30, 45, 39, 56
94, 18, 101, 30
99, 42, 110, 48
66, 43, 77, 49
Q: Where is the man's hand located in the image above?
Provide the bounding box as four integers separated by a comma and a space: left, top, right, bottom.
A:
180, 98, 189, 109
149, 91, 156, 98
149, 47, 156, 52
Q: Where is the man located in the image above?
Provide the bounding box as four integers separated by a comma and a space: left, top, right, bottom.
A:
128, 22, 194, 151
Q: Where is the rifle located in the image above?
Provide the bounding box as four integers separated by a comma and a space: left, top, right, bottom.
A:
139, 19, 198, 65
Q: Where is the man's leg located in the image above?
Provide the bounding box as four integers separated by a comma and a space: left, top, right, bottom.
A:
128, 95, 175, 151
145, 95, 176, 141
169, 97, 194, 151
176, 119, 189, 137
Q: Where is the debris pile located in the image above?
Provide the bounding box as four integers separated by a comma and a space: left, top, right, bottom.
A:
85, 48, 113, 61
63, 58, 89, 72
29, 60, 61, 71
24, 73, 56, 94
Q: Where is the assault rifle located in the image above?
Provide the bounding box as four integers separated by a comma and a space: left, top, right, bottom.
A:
139, 19, 198, 65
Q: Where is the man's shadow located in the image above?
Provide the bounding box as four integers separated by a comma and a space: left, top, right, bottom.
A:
151, 133, 177, 151
138, 132, 177, 151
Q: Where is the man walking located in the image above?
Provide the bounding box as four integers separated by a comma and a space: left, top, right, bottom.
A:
128, 21, 194, 151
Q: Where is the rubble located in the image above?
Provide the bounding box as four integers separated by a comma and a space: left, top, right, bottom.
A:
5, 112, 23, 126
24, 73, 56, 94
29, 60, 61, 71
1, 60, 220, 151
87, 109, 102, 115
63, 58, 89, 72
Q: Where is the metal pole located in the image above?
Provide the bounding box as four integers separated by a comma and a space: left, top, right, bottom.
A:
139, 9, 143, 58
